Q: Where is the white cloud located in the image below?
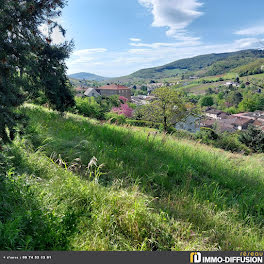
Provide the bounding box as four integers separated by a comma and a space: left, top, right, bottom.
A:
235, 25, 264, 36
138, 0, 203, 39
130, 38, 142, 42
72, 48, 107, 56
129, 39, 201, 48
233, 38, 261, 48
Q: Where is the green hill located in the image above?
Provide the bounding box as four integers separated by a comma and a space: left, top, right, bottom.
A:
232, 58, 264, 76
118, 49, 264, 81
68, 72, 110, 81
1, 105, 264, 250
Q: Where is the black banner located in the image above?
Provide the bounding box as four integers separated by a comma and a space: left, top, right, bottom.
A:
0, 251, 263, 264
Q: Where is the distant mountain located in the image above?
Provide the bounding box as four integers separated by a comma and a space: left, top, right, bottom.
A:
117, 49, 264, 81
68, 72, 110, 81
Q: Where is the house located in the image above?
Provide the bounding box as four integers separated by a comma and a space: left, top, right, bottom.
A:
84, 88, 101, 98
224, 81, 239, 87
96, 84, 131, 101
231, 117, 254, 130
233, 111, 264, 131
233, 111, 264, 120
205, 109, 230, 120
201, 116, 253, 132
75, 86, 86, 97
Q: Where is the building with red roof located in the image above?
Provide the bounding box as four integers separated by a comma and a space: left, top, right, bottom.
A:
96, 84, 131, 101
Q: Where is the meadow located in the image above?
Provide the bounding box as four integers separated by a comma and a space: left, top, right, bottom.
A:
1, 104, 264, 250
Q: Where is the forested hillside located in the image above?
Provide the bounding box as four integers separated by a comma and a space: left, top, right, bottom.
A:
119, 49, 264, 80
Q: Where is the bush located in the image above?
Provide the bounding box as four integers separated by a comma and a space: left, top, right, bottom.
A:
196, 127, 219, 141
75, 97, 103, 119
112, 104, 133, 118
195, 128, 251, 154
239, 125, 264, 153
200, 96, 214, 107
105, 112, 126, 125
214, 133, 251, 154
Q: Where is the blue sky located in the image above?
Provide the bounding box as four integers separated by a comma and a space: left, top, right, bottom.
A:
53, 0, 264, 77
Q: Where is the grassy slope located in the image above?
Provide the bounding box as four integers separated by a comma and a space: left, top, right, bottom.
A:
1, 105, 264, 250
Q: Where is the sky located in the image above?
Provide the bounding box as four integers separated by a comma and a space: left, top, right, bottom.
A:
52, 0, 264, 77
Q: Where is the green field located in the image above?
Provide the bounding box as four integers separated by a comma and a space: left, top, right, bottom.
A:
1, 105, 264, 250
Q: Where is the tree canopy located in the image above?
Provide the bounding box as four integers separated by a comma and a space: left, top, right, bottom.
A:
139, 87, 197, 131
0, 0, 74, 142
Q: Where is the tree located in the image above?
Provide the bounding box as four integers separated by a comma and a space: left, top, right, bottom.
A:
0, 0, 74, 142
239, 125, 264, 153
226, 92, 243, 107
200, 96, 214, 107
139, 87, 195, 131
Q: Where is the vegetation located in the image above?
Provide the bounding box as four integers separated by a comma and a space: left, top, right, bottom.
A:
200, 96, 214, 107
234, 59, 264, 77
1, 105, 264, 250
115, 49, 264, 81
137, 87, 196, 131
0, 0, 74, 142
196, 128, 251, 154
239, 125, 264, 153
75, 96, 120, 119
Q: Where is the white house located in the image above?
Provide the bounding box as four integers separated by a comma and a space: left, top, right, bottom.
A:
84, 88, 101, 98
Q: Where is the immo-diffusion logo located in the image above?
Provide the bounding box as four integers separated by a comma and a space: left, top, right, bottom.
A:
190, 252, 202, 263
190, 252, 263, 264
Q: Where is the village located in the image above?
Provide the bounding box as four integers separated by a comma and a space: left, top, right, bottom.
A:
74, 82, 264, 134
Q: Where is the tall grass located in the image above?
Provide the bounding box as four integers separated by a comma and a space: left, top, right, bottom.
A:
1, 104, 264, 250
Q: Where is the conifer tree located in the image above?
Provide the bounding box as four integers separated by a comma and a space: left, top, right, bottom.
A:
0, 0, 74, 142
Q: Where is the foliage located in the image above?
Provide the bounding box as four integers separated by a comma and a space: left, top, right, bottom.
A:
105, 112, 126, 125
234, 58, 264, 77
10, 105, 264, 251
196, 128, 250, 154
196, 127, 219, 141
138, 87, 195, 131
125, 49, 264, 80
75, 95, 120, 119
238, 93, 264, 112
239, 125, 264, 153
200, 96, 214, 107
75, 97, 103, 119
112, 104, 133, 118
0, 0, 74, 142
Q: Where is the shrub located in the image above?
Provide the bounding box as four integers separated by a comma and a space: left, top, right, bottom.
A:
112, 104, 133, 118
196, 129, 251, 154
105, 112, 126, 125
75, 97, 103, 119
214, 133, 251, 154
196, 127, 219, 141
239, 125, 264, 153
200, 96, 214, 107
